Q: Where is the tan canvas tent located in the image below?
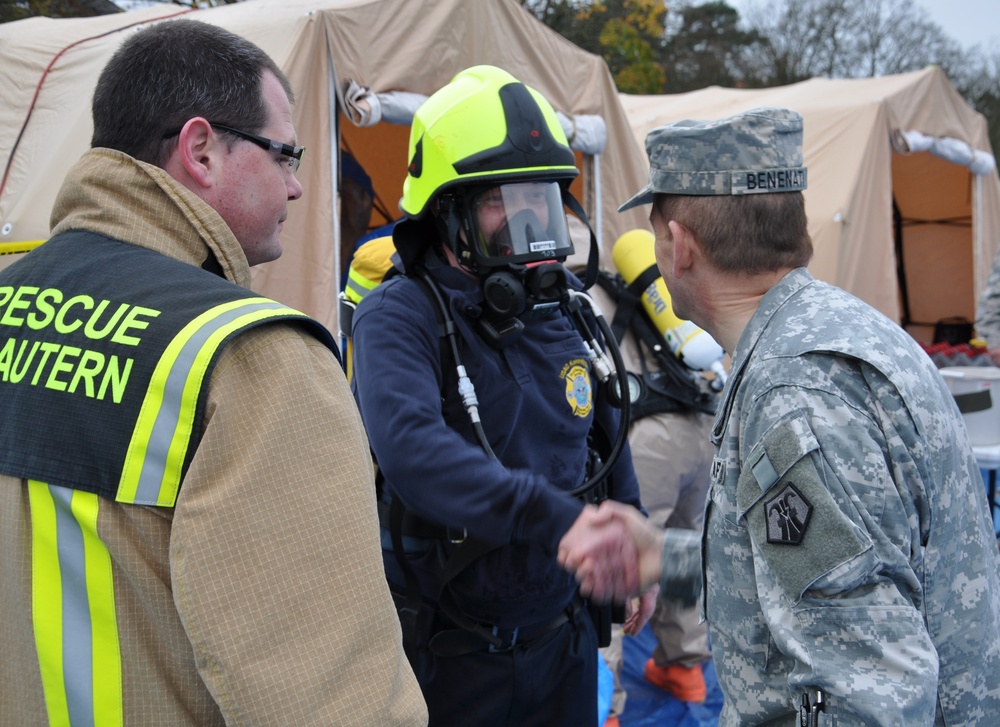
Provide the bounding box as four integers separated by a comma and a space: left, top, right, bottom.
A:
0, 0, 649, 332
620, 67, 1000, 343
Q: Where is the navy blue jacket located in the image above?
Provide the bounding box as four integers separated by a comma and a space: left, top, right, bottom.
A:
351, 253, 641, 627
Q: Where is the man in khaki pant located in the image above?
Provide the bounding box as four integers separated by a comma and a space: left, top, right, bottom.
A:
568, 223, 716, 724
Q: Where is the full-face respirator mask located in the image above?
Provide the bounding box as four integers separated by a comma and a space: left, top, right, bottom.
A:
448, 180, 576, 347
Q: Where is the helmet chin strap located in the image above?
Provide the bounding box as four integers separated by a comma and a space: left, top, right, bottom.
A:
433, 195, 470, 269
561, 190, 600, 292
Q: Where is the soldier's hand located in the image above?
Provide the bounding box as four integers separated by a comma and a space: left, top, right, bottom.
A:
558, 504, 640, 603
622, 584, 659, 636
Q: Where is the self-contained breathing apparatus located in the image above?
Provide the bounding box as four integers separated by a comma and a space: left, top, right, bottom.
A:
390, 196, 630, 658
340, 206, 628, 658
418, 176, 630, 496
343, 64, 632, 658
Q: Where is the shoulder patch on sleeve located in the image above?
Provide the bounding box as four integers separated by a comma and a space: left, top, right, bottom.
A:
764, 482, 812, 545
736, 411, 873, 601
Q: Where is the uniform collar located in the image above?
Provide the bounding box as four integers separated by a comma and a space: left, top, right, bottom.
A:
711, 267, 814, 442
49, 148, 252, 288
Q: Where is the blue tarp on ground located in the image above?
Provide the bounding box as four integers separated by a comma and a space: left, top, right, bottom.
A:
619, 624, 723, 727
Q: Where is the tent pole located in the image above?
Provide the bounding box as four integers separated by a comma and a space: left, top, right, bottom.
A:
329, 55, 342, 300
892, 198, 912, 330
593, 153, 603, 251
975, 174, 984, 304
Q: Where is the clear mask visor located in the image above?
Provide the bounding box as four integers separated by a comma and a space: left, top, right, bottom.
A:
467, 182, 573, 266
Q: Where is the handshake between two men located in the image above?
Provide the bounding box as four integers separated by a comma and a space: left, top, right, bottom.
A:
558, 500, 703, 633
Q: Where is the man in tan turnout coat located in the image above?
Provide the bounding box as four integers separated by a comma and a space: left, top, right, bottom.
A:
0, 19, 426, 727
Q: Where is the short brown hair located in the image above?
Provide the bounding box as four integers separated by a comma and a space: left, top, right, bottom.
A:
654, 192, 812, 274
91, 19, 292, 167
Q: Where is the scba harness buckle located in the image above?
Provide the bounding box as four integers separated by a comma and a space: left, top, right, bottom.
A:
488, 625, 519, 652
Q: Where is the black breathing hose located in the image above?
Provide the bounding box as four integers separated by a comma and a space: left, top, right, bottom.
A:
565, 290, 631, 498
421, 272, 628, 495
419, 273, 499, 462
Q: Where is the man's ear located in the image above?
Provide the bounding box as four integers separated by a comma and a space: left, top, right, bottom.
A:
668, 219, 695, 279
170, 118, 219, 190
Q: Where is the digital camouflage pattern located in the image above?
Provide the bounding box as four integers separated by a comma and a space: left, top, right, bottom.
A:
618, 107, 807, 211
976, 252, 1000, 347
704, 267, 1000, 725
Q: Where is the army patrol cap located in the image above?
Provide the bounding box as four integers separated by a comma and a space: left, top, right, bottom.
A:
618, 107, 807, 211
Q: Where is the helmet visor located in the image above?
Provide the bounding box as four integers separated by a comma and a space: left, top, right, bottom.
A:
466, 182, 573, 266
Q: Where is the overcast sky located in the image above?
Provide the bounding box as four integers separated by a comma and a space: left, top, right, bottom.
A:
724, 0, 999, 51
115, 0, 998, 51
911, 0, 999, 49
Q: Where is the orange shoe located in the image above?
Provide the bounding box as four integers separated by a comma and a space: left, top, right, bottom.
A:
603, 716, 620, 727
643, 659, 707, 703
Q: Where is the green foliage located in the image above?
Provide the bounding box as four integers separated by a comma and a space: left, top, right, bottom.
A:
1, 0, 239, 21
521, 0, 668, 93
600, 18, 665, 92
521, 0, 997, 155
1, 0, 120, 22
0, 0, 28, 22
661, 1, 767, 91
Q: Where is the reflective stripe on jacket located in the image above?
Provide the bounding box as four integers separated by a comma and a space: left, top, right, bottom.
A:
1, 229, 336, 725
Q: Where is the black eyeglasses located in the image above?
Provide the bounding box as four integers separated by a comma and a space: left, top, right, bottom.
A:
209, 123, 304, 174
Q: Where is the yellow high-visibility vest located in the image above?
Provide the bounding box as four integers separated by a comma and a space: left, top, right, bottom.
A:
1, 230, 337, 726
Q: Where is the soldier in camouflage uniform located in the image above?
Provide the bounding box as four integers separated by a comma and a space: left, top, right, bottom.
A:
976, 253, 1000, 365
564, 107, 1000, 725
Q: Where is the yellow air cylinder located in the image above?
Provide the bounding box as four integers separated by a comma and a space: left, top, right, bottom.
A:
612, 229, 726, 379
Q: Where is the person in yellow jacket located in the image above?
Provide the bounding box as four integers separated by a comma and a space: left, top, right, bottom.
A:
0, 19, 426, 727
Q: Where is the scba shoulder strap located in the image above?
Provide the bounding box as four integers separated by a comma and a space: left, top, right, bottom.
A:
376, 267, 617, 656
378, 268, 509, 657
595, 270, 717, 418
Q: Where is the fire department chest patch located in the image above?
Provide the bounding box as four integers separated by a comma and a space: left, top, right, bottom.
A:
765, 483, 812, 545
560, 358, 592, 418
